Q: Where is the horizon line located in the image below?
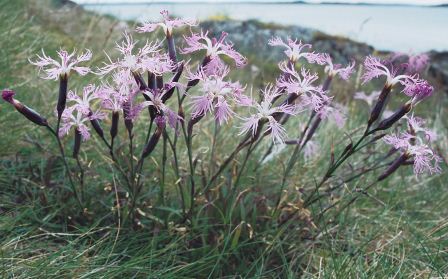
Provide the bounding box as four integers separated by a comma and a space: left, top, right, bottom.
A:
74, 0, 448, 7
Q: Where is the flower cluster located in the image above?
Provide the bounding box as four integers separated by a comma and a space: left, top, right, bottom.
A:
1, 9, 443, 219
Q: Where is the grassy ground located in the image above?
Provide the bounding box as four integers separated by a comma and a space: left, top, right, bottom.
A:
1, 0, 448, 278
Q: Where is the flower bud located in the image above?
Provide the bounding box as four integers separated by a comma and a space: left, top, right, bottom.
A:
156, 75, 164, 89
187, 114, 204, 137
166, 33, 177, 64
132, 72, 148, 91
378, 153, 408, 181
57, 74, 68, 119
90, 118, 104, 138
368, 84, 392, 126
122, 101, 133, 133
2, 89, 48, 126
148, 72, 157, 90
141, 116, 165, 159
375, 102, 412, 131
162, 63, 184, 103
73, 128, 82, 158
110, 111, 119, 140
322, 75, 333, 92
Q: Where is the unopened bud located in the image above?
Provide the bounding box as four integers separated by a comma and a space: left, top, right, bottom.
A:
73, 128, 82, 158
378, 153, 408, 181
375, 102, 412, 131
2, 89, 48, 126
110, 111, 119, 140
368, 84, 392, 126
57, 74, 68, 119
142, 116, 165, 159
166, 33, 177, 64
162, 63, 184, 103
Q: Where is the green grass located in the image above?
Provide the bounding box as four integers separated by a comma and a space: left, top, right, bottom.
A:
1, 0, 448, 278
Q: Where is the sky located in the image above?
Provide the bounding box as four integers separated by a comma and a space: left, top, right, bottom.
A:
74, 0, 448, 5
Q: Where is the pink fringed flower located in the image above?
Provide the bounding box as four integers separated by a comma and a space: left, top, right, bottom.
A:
362, 55, 430, 97
188, 67, 247, 124
268, 36, 324, 64
239, 85, 298, 143
97, 71, 139, 112
277, 62, 329, 112
322, 54, 355, 80
140, 89, 182, 128
67, 84, 101, 115
354, 90, 381, 107
30, 49, 92, 80
98, 32, 164, 76
391, 52, 429, 74
407, 53, 429, 73
59, 106, 103, 141
317, 103, 347, 128
181, 31, 247, 73
383, 117, 442, 176
405, 114, 437, 142
136, 10, 197, 36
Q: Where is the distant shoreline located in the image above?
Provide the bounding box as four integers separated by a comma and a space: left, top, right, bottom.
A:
78, 1, 448, 8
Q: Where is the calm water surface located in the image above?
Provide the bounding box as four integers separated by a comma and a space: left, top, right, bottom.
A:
83, 3, 448, 52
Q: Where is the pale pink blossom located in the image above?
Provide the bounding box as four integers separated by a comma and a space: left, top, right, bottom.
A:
362, 55, 431, 97
239, 85, 298, 144
30, 49, 91, 80
136, 10, 197, 36
67, 84, 101, 115
98, 32, 163, 76
277, 63, 330, 112
405, 114, 437, 142
140, 89, 182, 128
391, 52, 429, 74
383, 117, 442, 176
268, 37, 324, 64
322, 54, 355, 80
188, 67, 247, 124
181, 31, 247, 73
97, 71, 139, 112
317, 103, 347, 128
59, 106, 103, 141
354, 90, 381, 107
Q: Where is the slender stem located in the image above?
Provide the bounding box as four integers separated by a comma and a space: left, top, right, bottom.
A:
274, 142, 304, 211
306, 159, 392, 206
160, 132, 167, 206
234, 142, 254, 188
317, 180, 378, 221
182, 121, 196, 217
304, 126, 370, 207
128, 129, 135, 187
47, 126, 83, 210
208, 119, 220, 178
144, 120, 154, 147
75, 155, 85, 202
165, 130, 185, 215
